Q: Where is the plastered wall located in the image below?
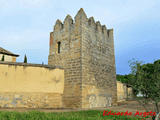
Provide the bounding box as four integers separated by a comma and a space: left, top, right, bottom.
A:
0, 62, 64, 108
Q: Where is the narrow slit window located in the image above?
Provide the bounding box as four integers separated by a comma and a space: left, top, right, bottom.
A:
57, 41, 61, 53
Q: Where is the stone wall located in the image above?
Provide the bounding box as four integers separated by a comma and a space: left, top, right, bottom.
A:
0, 62, 64, 108
80, 10, 117, 108
48, 15, 82, 108
48, 8, 117, 108
127, 87, 133, 99
117, 81, 133, 102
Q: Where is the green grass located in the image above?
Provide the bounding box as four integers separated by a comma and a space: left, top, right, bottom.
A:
0, 110, 149, 120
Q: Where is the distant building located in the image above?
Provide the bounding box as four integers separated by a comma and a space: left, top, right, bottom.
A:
0, 47, 19, 62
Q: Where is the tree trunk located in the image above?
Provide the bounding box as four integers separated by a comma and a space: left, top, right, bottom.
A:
152, 102, 160, 120
155, 102, 159, 113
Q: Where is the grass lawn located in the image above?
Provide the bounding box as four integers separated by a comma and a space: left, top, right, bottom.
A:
0, 110, 149, 120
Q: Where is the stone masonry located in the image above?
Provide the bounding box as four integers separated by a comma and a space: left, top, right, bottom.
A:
48, 8, 117, 108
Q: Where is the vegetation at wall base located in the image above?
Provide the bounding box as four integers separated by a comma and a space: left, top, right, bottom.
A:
0, 110, 149, 120
117, 58, 160, 120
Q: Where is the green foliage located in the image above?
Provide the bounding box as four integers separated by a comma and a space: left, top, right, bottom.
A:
24, 54, 27, 63
116, 74, 127, 83
1, 54, 5, 61
0, 110, 147, 120
117, 59, 160, 114
116, 74, 134, 85
128, 59, 160, 113
128, 58, 144, 75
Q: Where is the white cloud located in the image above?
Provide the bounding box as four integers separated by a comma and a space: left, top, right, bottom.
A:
18, 0, 53, 8
0, 0, 53, 11
99, 0, 156, 25
0, 29, 49, 49
89, 0, 157, 27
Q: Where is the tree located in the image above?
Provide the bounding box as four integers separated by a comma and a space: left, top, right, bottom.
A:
128, 59, 160, 120
24, 54, 27, 63
152, 60, 160, 113
117, 74, 134, 86
1, 55, 5, 61
117, 74, 128, 83
128, 59, 144, 95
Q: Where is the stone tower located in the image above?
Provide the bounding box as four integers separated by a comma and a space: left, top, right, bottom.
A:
48, 8, 117, 108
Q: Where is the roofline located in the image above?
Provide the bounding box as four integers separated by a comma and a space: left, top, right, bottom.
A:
0, 52, 19, 57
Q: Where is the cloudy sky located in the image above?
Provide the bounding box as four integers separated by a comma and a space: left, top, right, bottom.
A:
0, 0, 160, 75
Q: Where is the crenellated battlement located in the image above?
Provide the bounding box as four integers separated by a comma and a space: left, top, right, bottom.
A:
53, 8, 113, 39
64, 15, 73, 27
54, 19, 63, 31
88, 17, 95, 26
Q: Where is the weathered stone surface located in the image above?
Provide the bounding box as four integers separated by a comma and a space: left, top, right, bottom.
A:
48, 8, 117, 108
0, 92, 63, 108
117, 81, 133, 102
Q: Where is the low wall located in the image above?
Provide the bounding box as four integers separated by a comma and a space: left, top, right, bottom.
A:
117, 81, 133, 102
0, 62, 64, 108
